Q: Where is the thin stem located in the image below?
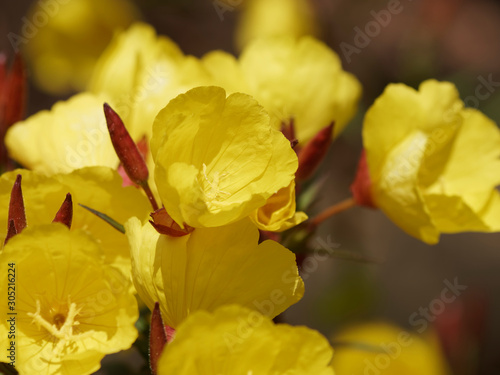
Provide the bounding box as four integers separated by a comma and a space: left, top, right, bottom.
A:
141, 181, 159, 211
309, 196, 356, 228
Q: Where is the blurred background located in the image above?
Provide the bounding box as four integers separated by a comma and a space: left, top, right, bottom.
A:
1, 0, 500, 374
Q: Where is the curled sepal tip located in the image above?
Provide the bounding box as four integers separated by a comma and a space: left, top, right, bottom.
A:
52, 193, 73, 229
149, 302, 167, 375
149, 208, 194, 237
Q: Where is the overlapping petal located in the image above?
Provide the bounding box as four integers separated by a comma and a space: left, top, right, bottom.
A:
126, 217, 304, 329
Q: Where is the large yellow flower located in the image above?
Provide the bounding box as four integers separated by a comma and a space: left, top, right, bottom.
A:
0, 168, 150, 274
202, 36, 362, 143
158, 305, 335, 375
331, 322, 449, 375
151, 86, 298, 228
0, 224, 138, 375
21, 0, 140, 95
363, 80, 500, 244
126, 217, 304, 329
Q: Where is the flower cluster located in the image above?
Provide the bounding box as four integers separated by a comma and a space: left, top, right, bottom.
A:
0, 0, 499, 374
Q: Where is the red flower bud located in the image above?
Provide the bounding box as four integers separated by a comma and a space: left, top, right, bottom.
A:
118, 136, 149, 187
149, 302, 167, 375
149, 208, 194, 237
295, 122, 334, 181
103, 103, 149, 186
52, 193, 73, 229
350, 150, 376, 208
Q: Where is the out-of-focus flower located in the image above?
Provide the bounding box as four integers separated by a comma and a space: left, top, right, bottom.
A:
331, 321, 449, 375
249, 181, 307, 232
202, 36, 362, 143
5, 93, 119, 175
126, 217, 304, 329
0, 167, 150, 274
157, 304, 334, 375
361, 79, 500, 244
22, 0, 140, 95
151, 86, 297, 228
0, 224, 138, 375
89, 22, 210, 141
235, 0, 318, 50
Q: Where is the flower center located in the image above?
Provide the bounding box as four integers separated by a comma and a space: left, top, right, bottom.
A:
201, 163, 230, 204
28, 299, 92, 358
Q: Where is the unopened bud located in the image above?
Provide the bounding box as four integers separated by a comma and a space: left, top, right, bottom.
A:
103, 103, 149, 186
295, 122, 334, 181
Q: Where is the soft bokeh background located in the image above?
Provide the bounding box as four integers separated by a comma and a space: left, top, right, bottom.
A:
1, 0, 500, 373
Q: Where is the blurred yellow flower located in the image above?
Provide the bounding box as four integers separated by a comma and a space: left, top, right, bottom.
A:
158, 305, 335, 375
363, 80, 500, 244
202, 36, 362, 143
5, 93, 119, 175
331, 322, 449, 375
89, 22, 210, 141
249, 181, 308, 232
0, 167, 150, 275
0, 224, 138, 375
126, 217, 304, 329
151, 86, 297, 228
21, 0, 140, 95
235, 0, 318, 50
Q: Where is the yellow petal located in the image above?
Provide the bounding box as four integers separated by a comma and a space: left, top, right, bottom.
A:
250, 181, 308, 232
158, 305, 334, 375
5, 93, 119, 175
126, 217, 304, 328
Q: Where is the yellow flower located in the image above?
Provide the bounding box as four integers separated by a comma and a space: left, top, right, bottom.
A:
126, 217, 304, 329
0, 224, 138, 375
158, 305, 335, 375
151, 86, 297, 228
0, 168, 150, 275
235, 0, 318, 50
363, 80, 500, 244
250, 181, 308, 232
21, 0, 140, 95
331, 322, 449, 375
5, 93, 119, 175
89, 22, 210, 142
202, 36, 362, 143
